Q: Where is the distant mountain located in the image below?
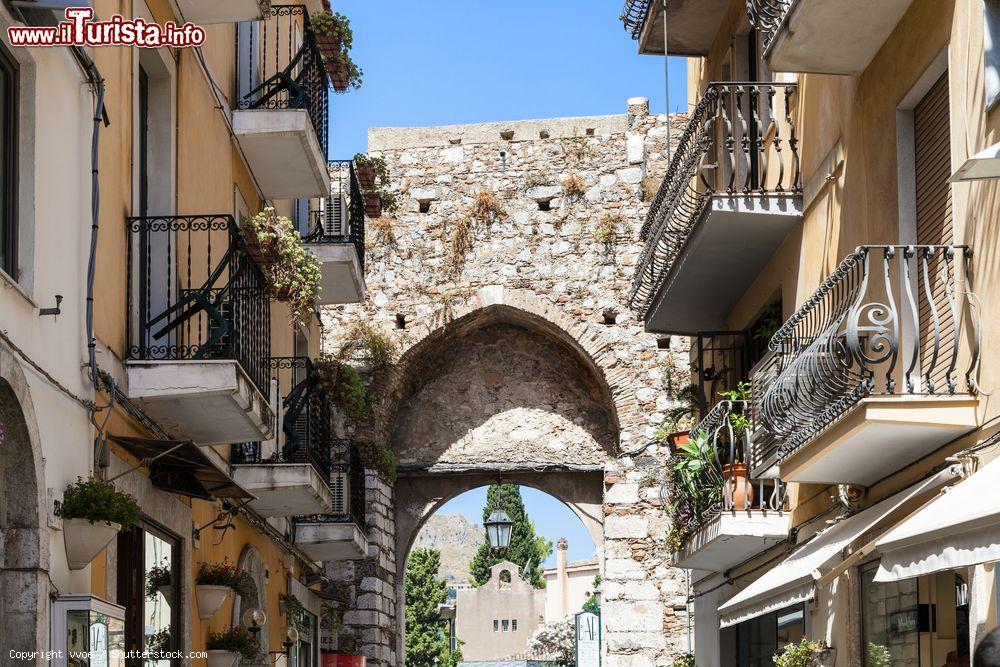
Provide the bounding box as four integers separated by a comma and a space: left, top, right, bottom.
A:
413, 513, 483, 586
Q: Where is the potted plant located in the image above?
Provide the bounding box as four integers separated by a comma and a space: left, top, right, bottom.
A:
363, 191, 383, 218
56, 476, 140, 570
244, 209, 322, 326
309, 11, 353, 58
773, 638, 835, 667
325, 54, 363, 92
145, 561, 172, 600
147, 628, 171, 658
196, 559, 251, 620
353, 154, 389, 190
206, 626, 260, 667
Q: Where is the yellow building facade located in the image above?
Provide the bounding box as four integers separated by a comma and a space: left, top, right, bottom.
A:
625, 0, 1000, 663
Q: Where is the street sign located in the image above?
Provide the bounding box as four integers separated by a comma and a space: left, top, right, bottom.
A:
575, 610, 601, 667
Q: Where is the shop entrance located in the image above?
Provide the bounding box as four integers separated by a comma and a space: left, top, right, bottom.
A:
861, 563, 971, 667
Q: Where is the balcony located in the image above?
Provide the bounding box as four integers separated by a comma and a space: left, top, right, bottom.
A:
630, 82, 802, 335
176, 0, 268, 24
751, 246, 981, 486
620, 0, 730, 56
669, 401, 790, 572
233, 5, 331, 199
303, 161, 366, 305
231, 357, 333, 516
125, 215, 274, 445
294, 441, 368, 562
748, 0, 915, 75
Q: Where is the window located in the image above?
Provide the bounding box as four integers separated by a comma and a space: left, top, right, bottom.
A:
0, 42, 17, 279
502, 620, 510, 632
860, 561, 920, 666
291, 611, 318, 667
117, 521, 180, 665
493, 620, 499, 632
987, 1, 1000, 108
721, 603, 804, 667
512, 619, 518, 632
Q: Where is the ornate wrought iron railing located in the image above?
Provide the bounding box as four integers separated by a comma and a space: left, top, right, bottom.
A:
231, 357, 332, 484
620, 0, 652, 39
746, 0, 793, 54
753, 245, 981, 466
235, 4, 330, 157
295, 439, 367, 530
303, 160, 366, 271
630, 82, 801, 319
666, 401, 788, 549
125, 215, 271, 395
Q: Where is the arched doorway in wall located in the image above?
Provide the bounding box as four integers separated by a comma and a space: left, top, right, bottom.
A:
233, 545, 270, 665
0, 359, 48, 656
403, 482, 601, 664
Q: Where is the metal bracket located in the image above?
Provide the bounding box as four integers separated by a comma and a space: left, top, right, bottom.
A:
38, 294, 62, 317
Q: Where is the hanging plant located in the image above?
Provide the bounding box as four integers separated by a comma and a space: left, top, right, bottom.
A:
280, 594, 309, 631
310, 11, 353, 53
145, 561, 172, 599
197, 559, 252, 595
245, 208, 322, 326
314, 356, 371, 422
354, 154, 389, 190
324, 52, 364, 92
206, 626, 261, 662
357, 440, 397, 482
56, 476, 140, 570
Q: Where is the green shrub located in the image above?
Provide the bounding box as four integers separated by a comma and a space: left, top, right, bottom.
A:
206, 626, 260, 660
56, 477, 140, 529
358, 440, 397, 482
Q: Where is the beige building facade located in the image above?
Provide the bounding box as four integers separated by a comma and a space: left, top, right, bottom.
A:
454, 561, 546, 662
622, 0, 1000, 664
542, 538, 599, 623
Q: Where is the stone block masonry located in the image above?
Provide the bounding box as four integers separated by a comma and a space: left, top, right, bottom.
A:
322, 98, 694, 666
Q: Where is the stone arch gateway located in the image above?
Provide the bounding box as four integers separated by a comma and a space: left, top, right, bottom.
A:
322, 105, 691, 666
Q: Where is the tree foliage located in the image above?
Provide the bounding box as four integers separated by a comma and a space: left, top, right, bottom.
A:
469, 484, 553, 588
405, 548, 459, 667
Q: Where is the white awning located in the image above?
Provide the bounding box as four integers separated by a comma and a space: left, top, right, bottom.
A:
875, 456, 1000, 582
718, 468, 958, 628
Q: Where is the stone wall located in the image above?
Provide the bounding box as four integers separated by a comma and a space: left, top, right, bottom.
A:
322, 98, 693, 666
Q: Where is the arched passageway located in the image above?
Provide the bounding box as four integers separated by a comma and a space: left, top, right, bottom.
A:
0, 350, 49, 656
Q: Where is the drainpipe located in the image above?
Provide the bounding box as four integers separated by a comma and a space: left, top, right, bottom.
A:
686, 569, 692, 653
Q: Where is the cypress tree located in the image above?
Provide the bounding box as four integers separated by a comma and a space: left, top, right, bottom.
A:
404, 547, 458, 666
469, 484, 553, 588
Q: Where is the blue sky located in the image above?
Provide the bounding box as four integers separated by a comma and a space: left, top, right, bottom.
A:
435, 486, 595, 569
328, 1, 688, 158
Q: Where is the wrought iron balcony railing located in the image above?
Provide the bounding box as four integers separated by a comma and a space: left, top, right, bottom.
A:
303, 160, 366, 271
620, 0, 652, 39
126, 215, 271, 395
236, 4, 330, 157
746, 0, 793, 54
231, 357, 332, 483
296, 439, 367, 530
668, 401, 788, 548
630, 82, 801, 319
753, 245, 981, 466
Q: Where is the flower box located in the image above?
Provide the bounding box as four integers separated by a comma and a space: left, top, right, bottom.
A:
364, 193, 382, 218
196, 584, 231, 620
63, 519, 121, 570
314, 33, 341, 59
355, 164, 376, 189
329, 61, 351, 92
206, 649, 240, 667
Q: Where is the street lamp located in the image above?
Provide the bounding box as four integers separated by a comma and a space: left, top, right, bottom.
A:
484, 508, 513, 550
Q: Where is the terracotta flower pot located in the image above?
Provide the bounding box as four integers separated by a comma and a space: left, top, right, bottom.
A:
206, 650, 240, 667
63, 518, 121, 570
355, 164, 376, 189
666, 430, 690, 454
241, 234, 277, 266
328, 61, 350, 92
722, 463, 755, 510
364, 193, 382, 218
196, 584, 232, 620
314, 33, 341, 59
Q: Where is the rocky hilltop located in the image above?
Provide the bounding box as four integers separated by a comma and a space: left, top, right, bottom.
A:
412, 513, 483, 586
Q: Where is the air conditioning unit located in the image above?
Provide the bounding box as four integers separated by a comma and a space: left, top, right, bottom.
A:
329, 470, 348, 516
324, 194, 347, 236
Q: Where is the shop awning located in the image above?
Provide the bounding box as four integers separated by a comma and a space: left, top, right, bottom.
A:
875, 456, 1000, 582
718, 467, 958, 628
110, 436, 254, 501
